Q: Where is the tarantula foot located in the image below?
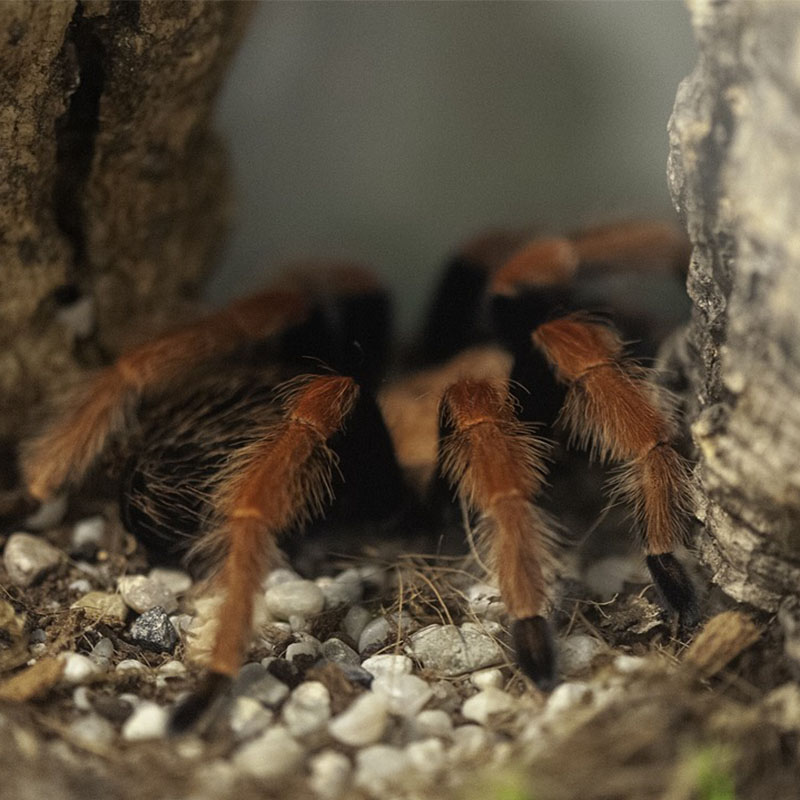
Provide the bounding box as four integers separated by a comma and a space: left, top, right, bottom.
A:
646, 553, 700, 631
169, 671, 231, 735
512, 615, 558, 690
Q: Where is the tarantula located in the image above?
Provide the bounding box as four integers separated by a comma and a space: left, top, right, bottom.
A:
19, 219, 697, 731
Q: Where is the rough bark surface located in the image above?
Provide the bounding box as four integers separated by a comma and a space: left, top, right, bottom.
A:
0, 1, 251, 441
668, 0, 800, 610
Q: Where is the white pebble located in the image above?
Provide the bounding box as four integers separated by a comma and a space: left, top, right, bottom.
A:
62, 653, 100, 684
405, 737, 445, 776
122, 701, 168, 740
614, 654, 649, 673
68, 579, 92, 594
412, 709, 453, 740
72, 686, 92, 712
309, 750, 352, 800
263, 568, 302, 589
358, 616, 391, 653
342, 606, 372, 642
320, 638, 360, 666
408, 623, 503, 676
471, 668, 503, 690
283, 681, 331, 737
354, 745, 408, 792
56, 295, 95, 338
169, 613, 194, 633
118, 575, 177, 614
317, 568, 363, 608
462, 688, 515, 725
265, 580, 325, 620
584, 555, 648, 598
71, 517, 105, 550
328, 693, 389, 746
233, 725, 304, 780
285, 639, 320, 662
157, 660, 186, 677
560, 634, 605, 675
23, 495, 67, 531
543, 681, 593, 719
449, 724, 491, 762
371, 674, 432, 717
148, 567, 192, 595
229, 696, 274, 740
69, 714, 114, 746
116, 659, 146, 673
3, 533, 63, 587
361, 653, 413, 680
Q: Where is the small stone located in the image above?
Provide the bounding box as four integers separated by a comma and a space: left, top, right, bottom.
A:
309, 749, 351, 800
116, 659, 146, 673
354, 745, 408, 792
283, 681, 331, 737
71, 517, 105, 555
169, 613, 194, 633
613, 654, 648, 674
449, 724, 491, 762
462, 688, 515, 725
317, 569, 363, 608
89, 637, 114, 670
409, 623, 503, 676
158, 660, 186, 677
56, 294, 95, 338
148, 567, 192, 595
543, 681, 593, 720
320, 638, 360, 666
584, 555, 649, 599
23, 494, 67, 531
233, 725, 304, 780
229, 696, 274, 739
560, 634, 606, 675
471, 668, 503, 690
328, 692, 389, 746
358, 616, 391, 654
263, 568, 302, 590
371, 674, 433, 717
29, 629, 46, 645
337, 663, 374, 688
235, 665, 289, 708
358, 564, 387, 592
342, 605, 372, 642
121, 701, 168, 740
405, 737, 445, 777
286, 639, 320, 662
73, 686, 92, 712
118, 575, 178, 614
3, 533, 62, 587
68, 579, 92, 594
265, 579, 324, 620
361, 653, 413, 680
128, 607, 178, 653
62, 653, 101, 684
412, 709, 453, 740
69, 714, 115, 746
71, 592, 128, 624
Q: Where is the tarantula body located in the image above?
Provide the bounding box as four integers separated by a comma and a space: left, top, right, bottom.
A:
18, 220, 696, 731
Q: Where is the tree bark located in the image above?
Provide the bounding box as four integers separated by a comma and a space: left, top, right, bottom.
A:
668, 0, 800, 611
0, 1, 251, 442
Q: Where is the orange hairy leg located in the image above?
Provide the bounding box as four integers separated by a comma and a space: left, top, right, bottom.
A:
21, 288, 309, 502
171, 375, 359, 732
532, 314, 698, 625
439, 379, 557, 686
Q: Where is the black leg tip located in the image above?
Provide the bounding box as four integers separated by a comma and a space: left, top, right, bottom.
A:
647, 553, 701, 631
512, 615, 558, 691
168, 671, 231, 736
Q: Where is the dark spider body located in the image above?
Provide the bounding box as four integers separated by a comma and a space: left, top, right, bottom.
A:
18, 220, 698, 732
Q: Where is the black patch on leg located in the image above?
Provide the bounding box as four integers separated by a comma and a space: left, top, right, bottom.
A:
335, 290, 392, 390
647, 553, 700, 630
169, 671, 231, 735
512, 615, 558, 690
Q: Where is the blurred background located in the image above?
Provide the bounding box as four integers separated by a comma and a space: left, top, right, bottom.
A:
209, 1, 697, 335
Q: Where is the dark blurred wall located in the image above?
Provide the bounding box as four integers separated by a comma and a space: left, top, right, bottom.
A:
210, 2, 696, 334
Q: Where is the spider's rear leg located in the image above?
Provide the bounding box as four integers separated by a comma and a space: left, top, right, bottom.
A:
532, 314, 699, 629
171, 374, 360, 733
438, 379, 558, 688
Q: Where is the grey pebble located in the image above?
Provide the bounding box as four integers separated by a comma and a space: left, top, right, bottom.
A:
71, 517, 105, 554
408, 623, 503, 676
320, 637, 360, 666
69, 714, 115, 746
118, 575, 178, 614
342, 605, 372, 642
3, 533, 62, 587
371, 673, 433, 717
234, 664, 290, 708
23, 495, 67, 531
560, 634, 606, 675
265, 579, 324, 620
358, 616, 391, 654
128, 606, 178, 653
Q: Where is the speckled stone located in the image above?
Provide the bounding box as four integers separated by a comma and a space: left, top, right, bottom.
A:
128, 606, 178, 653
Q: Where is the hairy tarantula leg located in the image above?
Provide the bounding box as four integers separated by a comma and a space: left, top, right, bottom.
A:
170, 375, 359, 733
21, 288, 309, 501
417, 230, 527, 364
532, 314, 699, 627
438, 379, 558, 688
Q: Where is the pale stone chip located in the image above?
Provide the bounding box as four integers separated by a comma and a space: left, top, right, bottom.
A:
683, 610, 761, 678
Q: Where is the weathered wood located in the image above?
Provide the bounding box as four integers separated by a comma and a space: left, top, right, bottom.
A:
0, 1, 251, 440
668, 0, 800, 610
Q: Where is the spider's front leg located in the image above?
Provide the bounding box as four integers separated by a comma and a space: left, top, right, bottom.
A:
532, 314, 699, 628
171, 374, 360, 733
438, 379, 558, 688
